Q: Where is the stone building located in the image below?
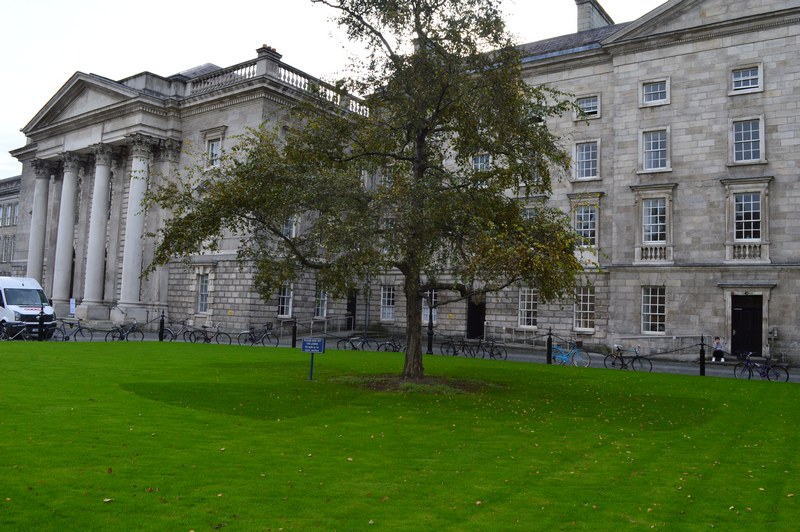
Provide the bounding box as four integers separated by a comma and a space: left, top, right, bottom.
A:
0, 176, 22, 277
9, 0, 800, 361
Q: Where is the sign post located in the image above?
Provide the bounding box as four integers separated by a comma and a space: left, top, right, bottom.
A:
301, 338, 326, 380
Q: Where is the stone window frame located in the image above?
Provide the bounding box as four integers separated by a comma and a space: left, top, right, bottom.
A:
380, 284, 396, 322
422, 289, 438, 325
574, 285, 596, 333
574, 139, 601, 181
631, 183, 677, 265
201, 125, 228, 168
639, 126, 671, 173
730, 116, 766, 165
277, 282, 294, 318
574, 94, 601, 120
568, 192, 604, 269
641, 285, 667, 335
193, 265, 215, 315
314, 288, 328, 319
721, 176, 771, 264
729, 63, 764, 95
640, 77, 671, 107
518, 287, 538, 329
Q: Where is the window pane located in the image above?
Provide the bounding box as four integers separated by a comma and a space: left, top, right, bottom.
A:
734, 119, 761, 162
642, 286, 666, 333
643, 81, 667, 103
643, 130, 667, 170
733, 67, 760, 90
576, 141, 598, 178
575, 205, 596, 246
643, 198, 667, 243
734, 192, 761, 240
574, 286, 595, 330
577, 96, 598, 116
197, 274, 209, 313
472, 154, 491, 171
518, 288, 538, 327
314, 290, 328, 318
422, 289, 437, 324
207, 139, 221, 167
278, 283, 293, 317
381, 285, 395, 321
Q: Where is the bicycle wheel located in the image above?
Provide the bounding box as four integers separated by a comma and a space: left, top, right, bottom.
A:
766, 365, 789, 382
50, 328, 65, 341
163, 327, 176, 341
75, 328, 93, 342
360, 339, 378, 351
105, 330, 121, 342
631, 356, 652, 372
215, 332, 232, 345
553, 347, 567, 365
733, 362, 752, 379
263, 332, 279, 347
188, 331, 203, 343
441, 341, 457, 356
604, 354, 623, 369
126, 330, 144, 342
237, 332, 253, 346
337, 338, 350, 350
490, 345, 508, 360
571, 349, 591, 367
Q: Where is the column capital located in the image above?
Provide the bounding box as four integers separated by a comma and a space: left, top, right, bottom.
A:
61, 152, 82, 173
157, 138, 183, 163
126, 133, 156, 158
90, 143, 114, 166
31, 158, 55, 179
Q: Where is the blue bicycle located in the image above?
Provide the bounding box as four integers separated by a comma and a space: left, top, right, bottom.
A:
552, 340, 591, 367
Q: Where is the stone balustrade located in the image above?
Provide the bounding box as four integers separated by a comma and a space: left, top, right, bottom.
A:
185, 53, 368, 116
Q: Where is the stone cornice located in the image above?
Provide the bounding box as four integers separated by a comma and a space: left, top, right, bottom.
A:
604, 10, 800, 57
26, 99, 171, 142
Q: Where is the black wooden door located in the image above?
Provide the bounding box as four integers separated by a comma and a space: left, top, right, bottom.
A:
731, 295, 763, 357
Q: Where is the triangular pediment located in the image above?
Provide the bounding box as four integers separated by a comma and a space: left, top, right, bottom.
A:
604, 0, 800, 44
22, 72, 142, 134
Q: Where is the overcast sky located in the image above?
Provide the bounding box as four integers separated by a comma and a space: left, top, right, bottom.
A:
0, 0, 666, 176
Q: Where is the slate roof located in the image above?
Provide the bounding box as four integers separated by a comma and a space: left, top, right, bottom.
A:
517, 22, 630, 63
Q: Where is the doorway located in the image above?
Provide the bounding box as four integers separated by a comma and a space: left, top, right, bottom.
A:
731, 295, 763, 357
466, 299, 486, 339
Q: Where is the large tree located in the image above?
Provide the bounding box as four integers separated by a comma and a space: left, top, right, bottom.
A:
148, 0, 584, 379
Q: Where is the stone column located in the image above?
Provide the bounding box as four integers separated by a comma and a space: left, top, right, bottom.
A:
82, 144, 113, 304
51, 153, 81, 303
119, 134, 153, 306
26, 160, 52, 281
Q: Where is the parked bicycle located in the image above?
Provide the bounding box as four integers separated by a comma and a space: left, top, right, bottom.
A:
552, 339, 590, 367
377, 337, 405, 352
336, 334, 378, 351
439, 336, 478, 357
604, 345, 652, 371
163, 319, 196, 342
105, 319, 145, 341
733, 352, 789, 381
237, 323, 279, 347
50, 318, 94, 342
189, 323, 232, 345
0, 322, 32, 341
480, 338, 508, 360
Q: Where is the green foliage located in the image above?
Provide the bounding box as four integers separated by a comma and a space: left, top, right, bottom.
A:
2, 343, 799, 529
148, 0, 585, 378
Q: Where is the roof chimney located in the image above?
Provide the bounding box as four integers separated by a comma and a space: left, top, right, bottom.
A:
575, 0, 615, 32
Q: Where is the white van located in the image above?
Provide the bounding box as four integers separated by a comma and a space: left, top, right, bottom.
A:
0, 277, 56, 338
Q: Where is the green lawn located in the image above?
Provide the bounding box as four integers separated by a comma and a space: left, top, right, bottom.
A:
1, 342, 798, 530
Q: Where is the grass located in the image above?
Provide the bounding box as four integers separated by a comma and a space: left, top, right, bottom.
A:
1, 342, 798, 530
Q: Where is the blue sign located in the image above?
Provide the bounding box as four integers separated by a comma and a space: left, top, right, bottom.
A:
302, 337, 326, 354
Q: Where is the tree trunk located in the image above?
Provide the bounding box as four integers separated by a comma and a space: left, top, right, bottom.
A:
402, 274, 424, 380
